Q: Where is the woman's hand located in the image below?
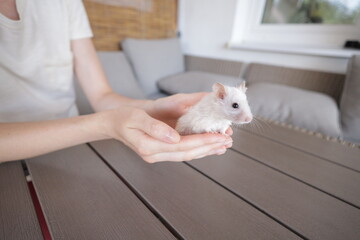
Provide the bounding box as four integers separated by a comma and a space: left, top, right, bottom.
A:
97, 106, 233, 163
144, 93, 233, 135
145, 93, 206, 128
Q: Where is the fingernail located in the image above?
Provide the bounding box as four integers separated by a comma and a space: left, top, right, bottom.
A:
224, 139, 233, 145
225, 142, 233, 148
217, 137, 227, 143
166, 131, 180, 143
216, 148, 226, 155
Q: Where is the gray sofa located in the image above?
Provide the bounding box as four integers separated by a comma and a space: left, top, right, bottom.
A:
75, 38, 360, 144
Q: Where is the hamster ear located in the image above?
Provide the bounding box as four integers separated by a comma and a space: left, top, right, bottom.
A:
213, 83, 226, 100
239, 81, 247, 93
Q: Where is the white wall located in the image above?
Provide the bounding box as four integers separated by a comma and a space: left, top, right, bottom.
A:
179, 0, 350, 74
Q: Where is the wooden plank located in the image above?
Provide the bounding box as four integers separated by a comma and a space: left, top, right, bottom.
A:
238, 120, 360, 171
189, 150, 360, 240
231, 129, 360, 207
26, 144, 175, 240
0, 162, 42, 240
90, 140, 301, 240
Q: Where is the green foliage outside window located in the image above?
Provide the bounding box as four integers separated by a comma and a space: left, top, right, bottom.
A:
262, 0, 360, 24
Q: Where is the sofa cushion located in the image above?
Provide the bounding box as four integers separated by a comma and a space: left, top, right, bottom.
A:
340, 55, 360, 143
247, 83, 341, 137
122, 38, 185, 96
75, 51, 145, 115
245, 63, 345, 103
157, 71, 244, 95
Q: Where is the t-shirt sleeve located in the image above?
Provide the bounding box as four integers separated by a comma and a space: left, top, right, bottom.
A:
66, 0, 93, 40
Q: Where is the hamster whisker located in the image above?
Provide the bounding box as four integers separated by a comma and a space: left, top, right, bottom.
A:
231, 116, 275, 135
255, 117, 275, 133
252, 118, 266, 134
233, 118, 263, 134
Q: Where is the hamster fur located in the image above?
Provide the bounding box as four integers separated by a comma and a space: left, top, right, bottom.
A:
176, 82, 253, 135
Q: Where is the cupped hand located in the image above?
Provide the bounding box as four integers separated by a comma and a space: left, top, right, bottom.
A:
98, 106, 233, 163
145, 93, 233, 135
145, 93, 207, 128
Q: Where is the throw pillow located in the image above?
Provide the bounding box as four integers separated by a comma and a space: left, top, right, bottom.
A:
122, 38, 185, 96
340, 55, 360, 143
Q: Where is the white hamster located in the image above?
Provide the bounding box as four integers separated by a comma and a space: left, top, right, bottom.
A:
176, 82, 253, 135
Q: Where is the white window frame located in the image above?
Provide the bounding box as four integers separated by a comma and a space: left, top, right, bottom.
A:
229, 0, 360, 50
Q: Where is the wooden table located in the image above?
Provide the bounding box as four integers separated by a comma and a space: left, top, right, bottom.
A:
1, 121, 360, 240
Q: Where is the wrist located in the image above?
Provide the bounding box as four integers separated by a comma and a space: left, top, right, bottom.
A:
95, 92, 155, 114
86, 112, 112, 141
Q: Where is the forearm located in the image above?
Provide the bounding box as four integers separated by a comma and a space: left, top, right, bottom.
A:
0, 114, 106, 163
72, 38, 153, 112
94, 91, 153, 112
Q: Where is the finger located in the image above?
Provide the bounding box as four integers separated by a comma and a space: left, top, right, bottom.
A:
225, 141, 233, 148
125, 129, 232, 157
159, 92, 208, 117
130, 110, 180, 144
180, 92, 208, 105
177, 92, 208, 113
168, 133, 231, 152
144, 142, 228, 163
226, 127, 233, 136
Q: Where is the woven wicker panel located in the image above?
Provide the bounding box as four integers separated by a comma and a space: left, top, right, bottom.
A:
185, 55, 244, 78
84, 0, 178, 51
245, 63, 345, 103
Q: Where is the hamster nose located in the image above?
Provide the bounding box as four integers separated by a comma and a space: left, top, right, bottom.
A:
244, 116, 253, 123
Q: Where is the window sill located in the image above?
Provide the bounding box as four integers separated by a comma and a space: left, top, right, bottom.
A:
227, 42, 360, 59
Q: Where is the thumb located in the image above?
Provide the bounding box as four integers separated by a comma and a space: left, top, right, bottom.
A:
180, 92, 208, 106
132, 110, 181, 144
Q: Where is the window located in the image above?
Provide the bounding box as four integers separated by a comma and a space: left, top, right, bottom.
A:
229, 0, 360, 50
262, 0, 360, 24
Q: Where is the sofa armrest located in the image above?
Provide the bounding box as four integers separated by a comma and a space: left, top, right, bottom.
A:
245, 63, 345, 104
184, 55, 243, 78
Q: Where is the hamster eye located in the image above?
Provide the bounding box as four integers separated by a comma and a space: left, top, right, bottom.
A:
232, 103, 239, 109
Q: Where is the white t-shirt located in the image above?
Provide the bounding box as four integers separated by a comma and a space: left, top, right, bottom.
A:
0, 0, 93, 122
